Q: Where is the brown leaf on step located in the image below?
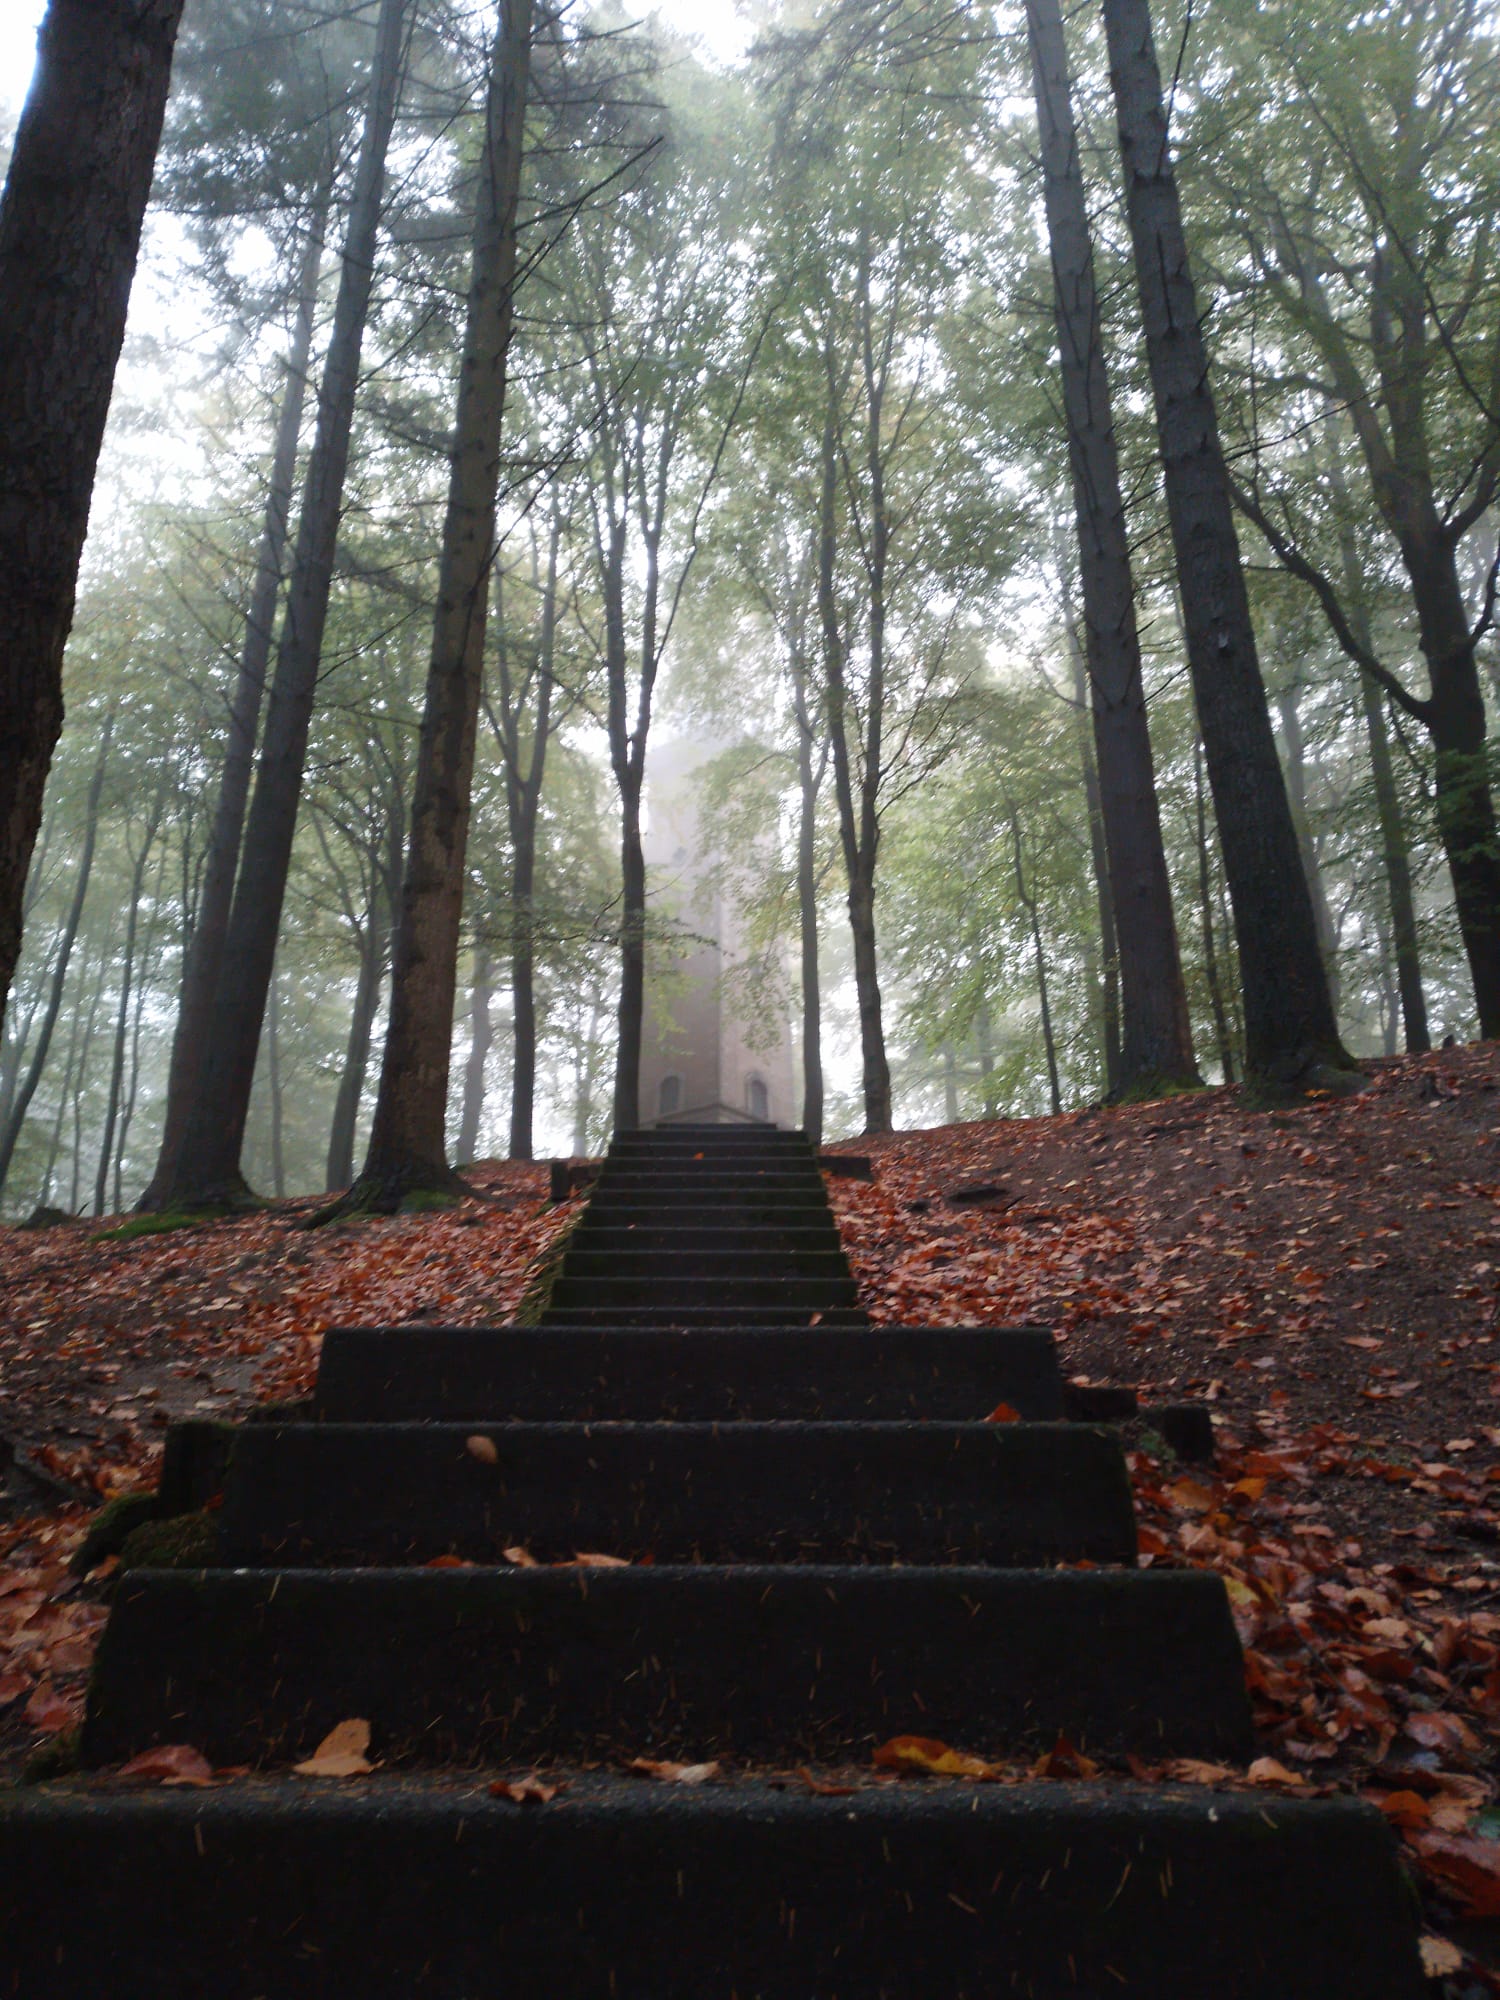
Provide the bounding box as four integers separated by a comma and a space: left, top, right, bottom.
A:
501, 1547, 539, 1567
626, 1758, 720, 1785
1165, 1478, 1217, 1515
1162, 1759, 1238, 1785
23, 1679, 78, 1734
118, 1743, 214, 1787
489, 1776, 566, 1805
1030, 1733, 1100, 1780
424, 1554, 473, 1569
569, 1553, 631, 1569
984, 1402, 1021, 1425
0, 1670, 32, 1706
1246, 1757, 1309, 1789
797, 1766, 858, 1796
465, 1435, 499, 1465
1403, 1711, 1480, 1758
293, 1718, 374, 1778
872, 1736, 1000, 1780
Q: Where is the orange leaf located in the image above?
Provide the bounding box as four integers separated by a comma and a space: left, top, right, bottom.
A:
118, 1743, 214, 1787
1230, 1478, 1268, 1501
424, 1555, 473, 1570
501, 1546, 539, 1568
984, 1402, 1021, 1425
1031, 1733, 1099, 1780
569, 1552, 631, 1569
797, 1766, 857, 1796
1162, 1758, 1238, 1785
489, 1777, 565, 1804
872, 1736, 1000, 1780
1247, 1757, 1308, 1789
1376, 1791, 1432, 1830
0, 1671, 32, 1706
626, 1758, 720, 1785
293, 1718, 374, 1778
1165, 1478, 1217, 1514
23, 1679, 77, 1734
465, 1435, 499, 1466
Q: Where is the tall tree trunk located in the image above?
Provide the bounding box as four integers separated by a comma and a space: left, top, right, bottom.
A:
573, 989, 605, 1157
1028, 0, 1198, 1096
93, 785, 163, 1215
39, 931, 89, 1209
0, 716, 111, 1200
942, 1044, 960, 1125
141, 192, 329, 1207
266, 966, 286, 1200
1194, 738, 1237, 1084
167, 0, 409, 1206
792, 668, 827, 1147
1066, 605, 1123, 1092
325, 890, 388, 1191
1274, 684, 1340, 1019
69, 929, 112, 1214
359, 0, 533, 1202
1012, 816, 1063, 1115
0, 0, 186, 1029
1101, 0, 1352, 1094
818, 406, 892, 1135
977, 1000, 999, 1119
1361, 677, 1430, 1053
457, 934, 494, 1166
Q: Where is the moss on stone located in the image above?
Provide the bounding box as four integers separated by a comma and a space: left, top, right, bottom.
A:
21, 1727, 81, 1784
70, 1491, 161, 1577
117, 1509, 221, 1572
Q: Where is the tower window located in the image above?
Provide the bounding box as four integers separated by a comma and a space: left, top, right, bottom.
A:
747, 1075, 769, 1122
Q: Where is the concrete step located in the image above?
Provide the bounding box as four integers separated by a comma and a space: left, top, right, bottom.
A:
558, 1247, 855, 1282
547, 1273, 861, 1312
609, 1132, 815, 1153
315, 1325, 1066, 1423
573, 1223, 845, 1255
594, 1167, 828, 1189
0, 1782, 1424, 1999
539, 1307, 873, 1327
214, 1421, 1138, 1569
580, 1200, 838, 1229
82, 1565, 1251, 1770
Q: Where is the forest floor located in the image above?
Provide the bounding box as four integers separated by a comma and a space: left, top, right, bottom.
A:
3, 1044, 1500, 1988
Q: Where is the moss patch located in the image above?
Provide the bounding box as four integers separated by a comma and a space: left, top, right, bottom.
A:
70, 1491, 161, 1577
510, 1210, 584, 1327
21, 1727, 81, 1785
117, 1509, 221, 1572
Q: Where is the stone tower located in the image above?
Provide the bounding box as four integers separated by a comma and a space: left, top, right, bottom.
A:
638, 738, 798, 1128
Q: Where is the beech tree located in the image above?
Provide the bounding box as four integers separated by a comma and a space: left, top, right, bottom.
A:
0, 0, 187, 1030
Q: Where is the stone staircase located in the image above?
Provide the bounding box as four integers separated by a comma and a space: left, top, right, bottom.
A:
0, 1126, 1424, 1995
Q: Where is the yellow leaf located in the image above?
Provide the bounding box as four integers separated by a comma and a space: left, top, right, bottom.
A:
872, 1736, 999, 1780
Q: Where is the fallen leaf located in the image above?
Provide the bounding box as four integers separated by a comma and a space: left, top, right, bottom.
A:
293, 1718, 374, 1778
1162, 1759, 1238, 1785
626, 1758, 720, 1785
797, 1766, 857, 1796
465, 1435, 499, 1466
1247, 1757, 1309, 1788
1165, 1478, 1217, 1514
1375, 1790, 1432, 1829
23, 1679, 77, 1733
424, 1554, 473, 1569
1420, 1937, 1465, 1978
501, 1546, 539, 1567
984, 1402, 1021, 1425
1410, 1832, 1500, 1917
489, 1777, 565, 1804
569, 1553, 630, 1569
118, 1744, 214, 1787
1031, 1733, 1100, 1779
0, 1671, 32, 1706
872, 1736, 1000, 1780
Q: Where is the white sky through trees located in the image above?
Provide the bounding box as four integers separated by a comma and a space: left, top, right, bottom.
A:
0, 1, 749, 124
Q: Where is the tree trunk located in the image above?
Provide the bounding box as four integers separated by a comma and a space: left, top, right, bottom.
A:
1101, 0, 1352, 1094
977, 1000, 999, 1119
0, 0, 186, 1030
457, 934, 494, 1166
69, 928, 112, 1214
1066, 605, 1123, 1093
942, 1045, 960, 1125
573, 988, 605, 1157
325, 889, 388, 1191
794, 686, 826, 1147
1361, 676, 1429, 1053
0, 716, 111, 1201
38, 931, 89, 1209
266, 966, 286, 1200
141, 191, 329, 1207
359, 0, 533, 1201
1013, 816, 1063, 1116
1028, 0, 1199, 1096
1274, 684, 1340, 1019
93, 784, 163, 1215
1194, 738, 1237, 1084
167, 0, 409, 1205
612, 781, 647, 1134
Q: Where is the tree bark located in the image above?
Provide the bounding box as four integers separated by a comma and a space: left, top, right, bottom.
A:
1027, 0, 1198, 1097
1101, 0, 1352, 1094
1194, 737, 1237, 1084
166, 0, 409, 1205
1274, 684, 1341, 1018
93, 781, 163, 1215
457, 933, 494, 1166
358, 0, 533, 1201
325, 881, 389, 1191
790, 652, 827, 1146
0, 0, 186, 1031
1012, 815, 1063, 1116
0, 716, 111, 1201
1066, 604, 1123, 1092
141, 190, 329, 1207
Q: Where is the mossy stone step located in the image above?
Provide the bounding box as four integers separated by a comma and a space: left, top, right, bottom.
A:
212, 1420, 1139, 1569
82, 1565, 1251, 1770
